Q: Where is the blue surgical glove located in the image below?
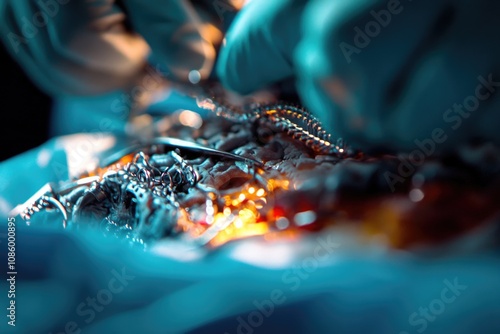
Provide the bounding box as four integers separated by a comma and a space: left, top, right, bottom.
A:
0, 0, 217, 96
217, 0, 500, 153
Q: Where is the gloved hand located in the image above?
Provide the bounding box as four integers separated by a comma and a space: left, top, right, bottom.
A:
0, 0, 227, 96
217, 0, 500, 153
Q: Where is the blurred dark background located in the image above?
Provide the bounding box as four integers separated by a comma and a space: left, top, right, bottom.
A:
0, 43, 52, 162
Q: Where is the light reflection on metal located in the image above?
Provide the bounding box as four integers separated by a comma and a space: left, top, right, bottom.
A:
179, 110, 203, 129
188, 70, 201, 84
99, 136, 263, 168
293, 210, 317, 227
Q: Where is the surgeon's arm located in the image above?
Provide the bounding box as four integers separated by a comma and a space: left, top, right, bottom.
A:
0, 0, 215, 96
217, 0, 500, 152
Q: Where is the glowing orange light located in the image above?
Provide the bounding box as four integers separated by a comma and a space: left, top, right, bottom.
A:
234, 217, 244, 229
177, 178, 294, 247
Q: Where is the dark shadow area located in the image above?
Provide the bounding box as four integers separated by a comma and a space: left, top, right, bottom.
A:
0, 43, 52, 161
